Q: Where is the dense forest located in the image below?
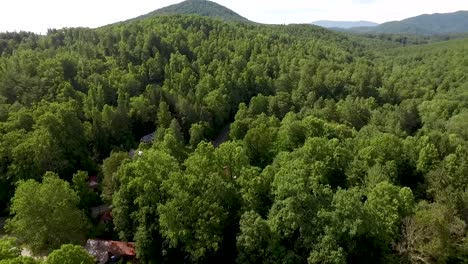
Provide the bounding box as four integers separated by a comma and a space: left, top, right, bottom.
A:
0, 7, 467, 264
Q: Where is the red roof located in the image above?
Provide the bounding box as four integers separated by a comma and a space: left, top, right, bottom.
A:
89, 175, 98, 182
88, 176, 99, 188
85, 239, 136, 264
110, 241, 136, 256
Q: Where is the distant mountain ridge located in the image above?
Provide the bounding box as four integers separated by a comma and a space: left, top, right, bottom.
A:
134, 0, 249, 22
349, 11, 468, 35
312, 20, 378, 29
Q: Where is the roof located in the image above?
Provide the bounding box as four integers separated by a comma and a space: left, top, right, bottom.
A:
91, 204, 111, 219
109, 241, 136, 256
85, 239, 136, 264
88, 175, 99, 188
140, 132, 155, 144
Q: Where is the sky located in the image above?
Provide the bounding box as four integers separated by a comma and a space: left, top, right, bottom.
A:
1, 0, 467, 34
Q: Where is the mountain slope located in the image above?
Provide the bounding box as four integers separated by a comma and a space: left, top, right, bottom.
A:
135, 0, 249, 22
350, 11, 468, 35
312, 20, 378, 29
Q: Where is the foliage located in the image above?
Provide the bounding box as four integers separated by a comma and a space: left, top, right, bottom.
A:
5, 173, 88, 253
396, 202, 468, 263
45, 244, 95, 264
0, 257, 39, 264
0, 8, 467, 263
0, 237, 20, 260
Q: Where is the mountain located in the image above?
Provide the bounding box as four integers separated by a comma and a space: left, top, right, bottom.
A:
134, 0, 249, 22
349, 11, 468, 35
312, 20, 378, 29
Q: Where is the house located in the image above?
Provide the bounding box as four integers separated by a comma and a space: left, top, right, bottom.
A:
140, 132, 155, 144
85, 239, 136, 264
91, 204, 111, 219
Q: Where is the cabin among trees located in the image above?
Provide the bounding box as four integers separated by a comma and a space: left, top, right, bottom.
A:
85, 239, 136, 264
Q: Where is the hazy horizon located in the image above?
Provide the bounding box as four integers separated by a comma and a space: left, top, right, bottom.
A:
1, 0, 467, 33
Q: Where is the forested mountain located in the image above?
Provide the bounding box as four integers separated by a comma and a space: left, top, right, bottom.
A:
134, 0, 249, 22
312, 20, 378, 29
0, 6, 468, 264
349, 10, 468, 35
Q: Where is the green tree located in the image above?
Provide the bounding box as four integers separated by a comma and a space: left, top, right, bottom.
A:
157, 101, 172, 128
8, 102, 90, 181
314, 188, 367, 263
158, 142, 242, 261
336, 96, 376, 130
244, 123, 278, 168
236, 211, 273, 264
101, 151, 129, 203
396, 202, 467, 263
189, 122, 208, 148
46, 244, 95, 264
0, 237, 20, 260
112, 148, 180, 263
71, 171, 101, 209
156, 101, 172, 139
276, 112, 306, 151
6, 173, 88, 253
0, 257, 39, 264
365, 182, 414, 246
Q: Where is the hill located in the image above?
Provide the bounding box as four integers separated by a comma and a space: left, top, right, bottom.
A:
134, 0, 249, 22
312, 20, 378, 29
349, 10, 468, 35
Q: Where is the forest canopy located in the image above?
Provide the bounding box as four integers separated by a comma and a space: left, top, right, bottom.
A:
0, 12, 467, 264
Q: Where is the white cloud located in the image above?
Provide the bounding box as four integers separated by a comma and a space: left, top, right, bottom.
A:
0, 0, 467, 33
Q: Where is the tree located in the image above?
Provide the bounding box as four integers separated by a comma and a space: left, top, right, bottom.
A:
308, 235, 346, 264
447, 110, 468, 140
0, 257, 39, 264
189, 122, 208, 148
336, 96, 376, 130
314, 188, 368, 263
243, 123, 278, 168
396, 202, 467, 263
276, 112, 306, 151
45, 244, 95, 264
266, 160, 334, 263
364, 182, 414, 249
101, 151, 129, 203
112, 148, 180, 263
158, 142, 242, 261
155, 101, 172, 140
72, 171, 100, 209
236, 211, 273, 264
204, 88, 229, 127
8, 102, 91, 182
0, 237, 20, 260
6, 173, 88, 253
